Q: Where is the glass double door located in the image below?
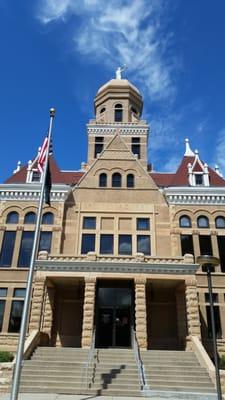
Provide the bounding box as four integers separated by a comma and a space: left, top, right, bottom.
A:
95, 285, 133, 348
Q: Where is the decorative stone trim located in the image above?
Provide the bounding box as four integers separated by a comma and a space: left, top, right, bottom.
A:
29, 276, 46, 331
0, 184, 69, 202
87, 123, 149, 137
165, 187, 225, 205
81, 277, 96, 348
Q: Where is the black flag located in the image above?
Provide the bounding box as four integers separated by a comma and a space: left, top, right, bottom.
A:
45, 159, 52, 205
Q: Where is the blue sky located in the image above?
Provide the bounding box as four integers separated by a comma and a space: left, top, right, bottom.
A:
1, 0, 225, 182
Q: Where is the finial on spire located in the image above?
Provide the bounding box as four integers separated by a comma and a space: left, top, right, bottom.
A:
115, 65, 127, 79
184, 138, 194, 156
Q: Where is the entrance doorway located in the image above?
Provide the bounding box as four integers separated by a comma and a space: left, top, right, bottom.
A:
95, 281, 133, 348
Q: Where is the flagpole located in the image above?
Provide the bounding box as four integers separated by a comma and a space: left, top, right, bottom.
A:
10, 108, 56, 400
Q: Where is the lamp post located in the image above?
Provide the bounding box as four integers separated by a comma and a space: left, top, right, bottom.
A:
197, 255, 222, 400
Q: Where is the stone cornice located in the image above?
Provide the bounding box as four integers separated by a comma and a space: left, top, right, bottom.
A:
0, 184, 70, 202
87, 123, 149, 136
164, 186, 225, 205
35, 259, 198, 274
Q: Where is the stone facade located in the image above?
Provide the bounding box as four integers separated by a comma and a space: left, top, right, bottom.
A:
0, 74, 224, 364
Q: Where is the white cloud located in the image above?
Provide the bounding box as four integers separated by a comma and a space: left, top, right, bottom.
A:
215, 128, 225, 175
37, 0, 177, 102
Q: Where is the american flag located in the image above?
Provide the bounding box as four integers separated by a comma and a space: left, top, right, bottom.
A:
37, 137, 48, 173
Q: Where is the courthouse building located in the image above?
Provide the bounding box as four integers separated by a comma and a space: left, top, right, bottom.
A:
0, 73, 225, 358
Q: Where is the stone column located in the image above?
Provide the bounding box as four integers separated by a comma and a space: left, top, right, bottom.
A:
29, 275, 46, 331
42, 282, 55, 339
81, 277, 96, 348
185, 277, 201, 346
135, 277, 147, 350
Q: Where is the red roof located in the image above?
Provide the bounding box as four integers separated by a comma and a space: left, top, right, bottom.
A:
5, 156, 84, 185
150, 156, 225, 187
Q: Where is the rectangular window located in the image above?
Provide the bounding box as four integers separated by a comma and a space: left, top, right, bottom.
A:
199, 235, 213, 256
217, 236, 225, 272
137, 235, 151, 255
132, 138, 140, 159
205, 293, 218, 303
0, 300, 5, 331
195, 174, 203, 185
0, 288, 7, 297
18, 231, 34, 268
137, 218, 150, 230
8, 300, 24, 333
100, 234, 114, 254
206, 305, 222, 338
180, 234, 194, 256
94, 137, 104, 158
118, 235, 132, 255
81, 234, 95, 254
83, 217, 96, 230
13, 288, 26, 298
32, 171, 41, 182
39, 231, 52, 253
0, 231, 16, 267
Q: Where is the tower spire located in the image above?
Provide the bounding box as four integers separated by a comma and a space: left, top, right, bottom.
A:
184, 138, 194, 156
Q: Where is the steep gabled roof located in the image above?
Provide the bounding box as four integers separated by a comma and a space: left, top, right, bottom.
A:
5, 156, 84, 185
150, 155, 225, 187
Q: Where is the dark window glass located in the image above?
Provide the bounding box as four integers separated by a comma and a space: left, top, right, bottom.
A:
127, 174, 134, 188
132, 137, 140, 159
0, 231, 16, 267
32, 171, 41, 182
42, 212, 54, 225
206, 305, 222, 338
94, 137, 104, 158
0, 300, 5, 331
179, 215, 191, 228
39, 232, 52, 253
197, 216, 209, 228
0, 288, 7, 297
118, 235, 132, 255
114, 104, 123, 122
81, 234, 95, 254
98, 288, 132, 307
131, 106, 137, 115
24, 212, 36, 224
100, 234, 114, 254
215, 217, 225, 229
180, 234, 194, 256
217, 236, 225, 272
13, 289, 26, 298
112, 173, 121, 188
205, 293, 218, 303
137, 218, 150, 230
99, 173, 107, 187
137, 235, 151, 255
8, 300, 24, 333
100, 107, 106, 114
18, 231, 34, 268
195, 174, 203, 185
199, 235, 213, 256
83, 217, 96, 229
6, 212, 19, 224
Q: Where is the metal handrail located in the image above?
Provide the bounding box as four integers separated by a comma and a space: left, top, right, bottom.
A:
84, 326, 96, 388
132, 328, 148, 391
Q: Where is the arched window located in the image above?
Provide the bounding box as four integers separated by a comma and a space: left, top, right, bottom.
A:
197, 216, 209, 228
131, 106, 137, 115
179, 215, 191, 228
112, 173, 121, 188
42, 212, 54, 225
127, 174, 134, 188
24, 212, 36, 224
215, 216, 225, 229
99, 173, 107, 187
114, 104, 123, 122
6, 211, 19, 224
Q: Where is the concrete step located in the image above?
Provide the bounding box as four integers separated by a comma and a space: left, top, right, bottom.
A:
20, 386, 142, 397
149, 383, 216, 393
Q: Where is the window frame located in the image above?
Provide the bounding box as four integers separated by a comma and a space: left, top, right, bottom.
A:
81, 233, 96, 254
215, 216, 225, 229
24, 212, 36, 224
197, 216, 209, 228
83, 217, 96, 230
42, 212, 54, 225
179, 215, 192, 228
127, 174, 134, 188
114, 103, 123, 122
137, 235, 151, 255
112, 172, 122, 188
99, 173, 107, 188
118, 234, 132, 255
6, 211, 19, 224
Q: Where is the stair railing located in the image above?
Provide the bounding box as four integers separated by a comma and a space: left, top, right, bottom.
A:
132, 327, 149, 392
84, 326, 96, 389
